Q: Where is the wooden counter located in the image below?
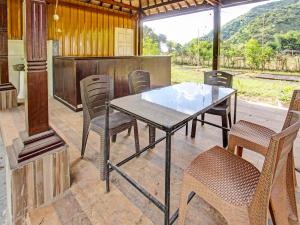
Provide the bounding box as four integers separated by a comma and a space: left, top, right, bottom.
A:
53, 56, 171, 111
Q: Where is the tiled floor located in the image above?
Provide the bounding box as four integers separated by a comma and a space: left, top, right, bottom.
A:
1, 98, 300, 225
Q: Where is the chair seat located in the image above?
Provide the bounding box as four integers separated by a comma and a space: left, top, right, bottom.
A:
185, 146, 260, 207
229, 120, 276, 155
90, 111, 133, 134
206, 105, 229, 115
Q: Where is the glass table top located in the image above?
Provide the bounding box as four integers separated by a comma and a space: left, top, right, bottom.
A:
111, 83, 236, 130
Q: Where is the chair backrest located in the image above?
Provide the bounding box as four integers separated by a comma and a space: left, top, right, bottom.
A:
128, 70, 151, 94
204, 71, 233, 88
249, 112, 300, 224
282, 90, 300, 130
80, 75, 113, 120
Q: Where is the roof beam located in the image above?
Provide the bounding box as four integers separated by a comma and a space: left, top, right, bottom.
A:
81, 0, 139, 11
143, 0, 188, 10
47, 0, 135, 17
142, 2, 212, 21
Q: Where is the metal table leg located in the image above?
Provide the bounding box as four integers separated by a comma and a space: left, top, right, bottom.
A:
165, 131, 172, 225
105, 102, 110, 192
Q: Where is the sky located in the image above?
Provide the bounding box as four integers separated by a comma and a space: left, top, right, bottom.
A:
144, 0, 276, 44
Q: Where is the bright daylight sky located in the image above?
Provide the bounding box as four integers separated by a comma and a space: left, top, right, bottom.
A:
144, 0, 276, 44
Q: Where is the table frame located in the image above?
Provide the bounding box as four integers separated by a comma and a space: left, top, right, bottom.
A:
104, 89, 237, 225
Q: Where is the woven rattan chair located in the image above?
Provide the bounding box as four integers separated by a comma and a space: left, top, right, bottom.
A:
191, 71, 233, 147
179, 115, 300, 225
228, 90, 300, 157
80, 75, 140, 180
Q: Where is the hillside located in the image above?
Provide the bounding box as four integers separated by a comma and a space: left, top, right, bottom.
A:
205, 0, 300, 44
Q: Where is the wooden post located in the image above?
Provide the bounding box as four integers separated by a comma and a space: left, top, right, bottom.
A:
0, 0, 9, 84
137, 15, 143, 56
24, 0, 49, 136
4, 3, 69, 224
12, 0, 66, 167
212, 5, 221, 70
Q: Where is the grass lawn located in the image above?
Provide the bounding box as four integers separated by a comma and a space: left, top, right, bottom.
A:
171, 65, 300, 106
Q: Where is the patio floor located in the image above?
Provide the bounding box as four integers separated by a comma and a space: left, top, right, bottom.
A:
1, 98, 300, 225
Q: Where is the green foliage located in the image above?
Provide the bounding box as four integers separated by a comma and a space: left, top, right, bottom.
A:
143, 36, 161, 56
205, 0, 300, 45
245, 39, 262, 69
275, 31, 300, 51
143, 26, 167, 55
244, 39, 274, 69
280, 86, 294, 102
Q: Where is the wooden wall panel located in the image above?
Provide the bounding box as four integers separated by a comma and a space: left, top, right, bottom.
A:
7, 0, 23, 40
7, 0, 138, 56
0, 0, 9, 83
47, 3, 137, 56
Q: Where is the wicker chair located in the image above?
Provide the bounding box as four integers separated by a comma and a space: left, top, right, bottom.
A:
80, 75, 140, 180
228, 90, 300, 156
179, 115, 300, 225
191, 71, 233, 147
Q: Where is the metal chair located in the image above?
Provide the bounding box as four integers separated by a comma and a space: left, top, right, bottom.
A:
191, 71, 233, 147
179, 115, 300, 225
80, 75, 140, 180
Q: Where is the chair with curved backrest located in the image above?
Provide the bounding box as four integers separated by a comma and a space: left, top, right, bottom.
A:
227, 89, 300, 221
191, 70, 233, 147
80, 75, 140, 180
179, 114, 300, 225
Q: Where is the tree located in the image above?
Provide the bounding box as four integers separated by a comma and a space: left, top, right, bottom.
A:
245, 39, 262, 69
221, 42, 244, 67
275, 31, 300, 51
143, 36, 160, 55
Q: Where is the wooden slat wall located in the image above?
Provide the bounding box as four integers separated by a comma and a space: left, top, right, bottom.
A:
47, 3, 137, 56
7, 0, 22, 40
7, 0, 138, 56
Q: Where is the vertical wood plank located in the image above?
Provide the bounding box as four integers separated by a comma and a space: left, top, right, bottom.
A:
0, 0, 9, 84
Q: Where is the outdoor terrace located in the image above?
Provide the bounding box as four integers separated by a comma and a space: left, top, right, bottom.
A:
1, 98, 299, 225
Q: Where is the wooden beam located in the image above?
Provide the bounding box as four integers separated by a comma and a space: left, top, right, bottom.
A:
47, 0, 136, 17
81, 0, 139, 11
0, 0, 9, 84
24, 0, 49, 136
143, 0, 187, 10
142, 2, 212, 21
212, 5, 220, 70
137, 15, 143, 55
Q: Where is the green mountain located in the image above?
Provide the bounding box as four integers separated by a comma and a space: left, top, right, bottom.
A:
205, 0, 300, 44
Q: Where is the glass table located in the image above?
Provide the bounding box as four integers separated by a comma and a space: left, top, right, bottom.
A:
104, 82, 237, 225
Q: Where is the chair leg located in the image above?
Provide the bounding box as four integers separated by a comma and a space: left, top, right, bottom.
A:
100, 133, 109, 181
128, 126, 132, 136
286, 151, 298, 221
185, 123, 188, 136
201, 113, 205, 126
191, 118, 197, 138
237, 146, 243, 157
149, 125, 156, 149
221, 114, 228, 148
112, 134, 117, 143
228, 112, 232, 128
178, 177, 192, 225
133, 120, 140, 154
81, 123, 90, 158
